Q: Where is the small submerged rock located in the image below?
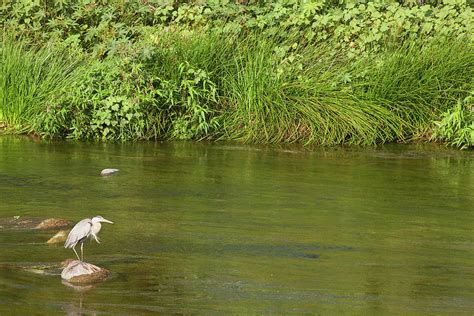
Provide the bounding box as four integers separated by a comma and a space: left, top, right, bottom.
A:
100, 168, 119, 176
17, 219, 33, 225
47, 230, 69, 244
7, 262, 64, 276
24, 265, 60, 276
35, 218, 71, 230
61, 260, 109, 284
0, 216, 70, 230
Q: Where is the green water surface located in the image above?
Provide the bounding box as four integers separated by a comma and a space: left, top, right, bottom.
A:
0, 136, 473, 314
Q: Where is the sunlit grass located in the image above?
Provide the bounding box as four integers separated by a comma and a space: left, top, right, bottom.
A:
0, 39, 81, 133
215, 34, 473, 145
357, 38, 474, 139
1, 33, 472, 146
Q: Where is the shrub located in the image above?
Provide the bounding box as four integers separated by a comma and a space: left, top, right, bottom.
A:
432, 95, 474, 149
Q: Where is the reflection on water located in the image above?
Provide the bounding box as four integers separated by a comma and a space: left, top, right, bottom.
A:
0, 136, 473, 314
61, 281, 97, 316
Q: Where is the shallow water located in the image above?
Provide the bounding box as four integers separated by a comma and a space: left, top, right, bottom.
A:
0, 136, 473, 314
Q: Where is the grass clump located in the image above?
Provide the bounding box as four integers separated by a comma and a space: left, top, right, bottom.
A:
0, 40, 81, 133
353, 38, 474, 140
217, 35, 473, 145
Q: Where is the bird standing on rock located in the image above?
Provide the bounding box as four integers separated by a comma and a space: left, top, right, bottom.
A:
64, 216, 113, 261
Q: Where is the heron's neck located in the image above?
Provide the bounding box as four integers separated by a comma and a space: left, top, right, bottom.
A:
92, 222, 102, 235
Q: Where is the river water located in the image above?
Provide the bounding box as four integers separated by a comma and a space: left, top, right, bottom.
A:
0, 136, 473, 314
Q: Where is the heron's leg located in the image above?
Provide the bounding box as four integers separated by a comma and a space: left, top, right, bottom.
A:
72, 245, 80, 261
81, 242, 84, 262
92, 233, 101, 244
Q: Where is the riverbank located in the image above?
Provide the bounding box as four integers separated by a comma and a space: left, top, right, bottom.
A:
1, 1, 472, 148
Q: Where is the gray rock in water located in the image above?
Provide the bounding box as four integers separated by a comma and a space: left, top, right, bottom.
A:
61, 260, 109, 284
100, 168, 119, 176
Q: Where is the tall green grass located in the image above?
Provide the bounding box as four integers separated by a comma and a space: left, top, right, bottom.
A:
217, 38, 400, 145
1, 32, 472, 146
0, 39, 81, 132
216, 34, 473, 145
359, 39, 474, 136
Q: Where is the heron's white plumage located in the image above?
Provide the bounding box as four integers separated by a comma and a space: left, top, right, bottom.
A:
64, 218, 93, 248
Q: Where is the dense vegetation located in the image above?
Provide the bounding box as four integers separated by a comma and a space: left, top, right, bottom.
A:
1, 0, 473, 147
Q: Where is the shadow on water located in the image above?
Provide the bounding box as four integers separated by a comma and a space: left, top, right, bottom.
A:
0, 136, 473, 313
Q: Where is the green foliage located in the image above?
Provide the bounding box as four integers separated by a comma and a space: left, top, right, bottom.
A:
33, 31, 222, 141
34, 57, 156, 141
0, 39, 81, 133
0, 1, 473, 146
217, 35, 473, 145
432, 96, 474, 149
1, 0, 471, 57
139, 30, 233, 140
166, 62, 218, 140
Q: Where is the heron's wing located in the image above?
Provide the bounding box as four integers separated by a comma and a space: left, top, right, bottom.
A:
64, 218, 92, 248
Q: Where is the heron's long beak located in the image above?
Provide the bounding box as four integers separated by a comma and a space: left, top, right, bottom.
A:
101, 218, 114, 224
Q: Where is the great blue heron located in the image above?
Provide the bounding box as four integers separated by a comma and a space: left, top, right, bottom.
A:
64, 216, 113, 261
